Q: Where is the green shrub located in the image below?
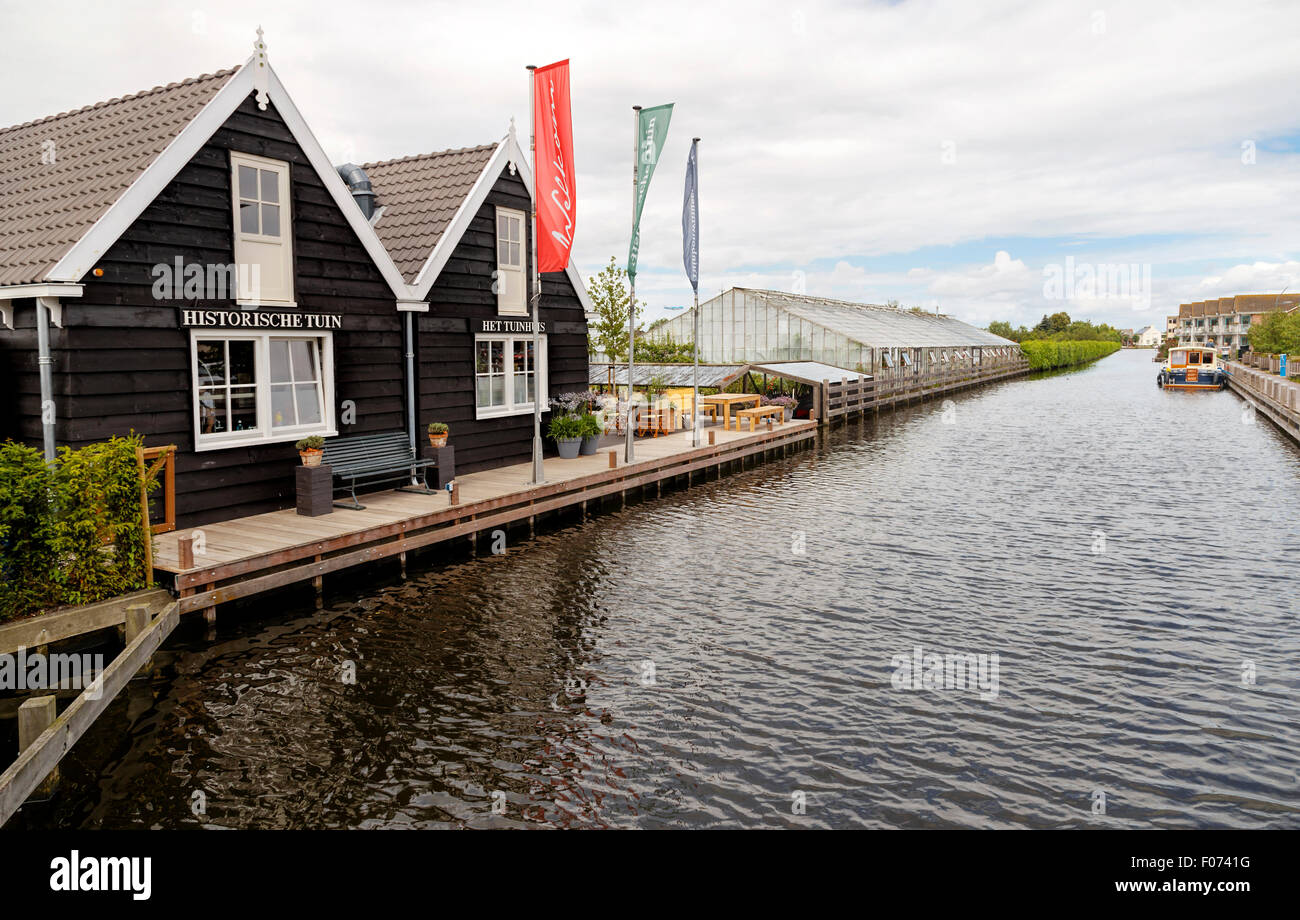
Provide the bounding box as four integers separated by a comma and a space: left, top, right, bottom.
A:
0, 442, 60, 617
295, 435, 325, 451
577, 413, 602, 438
1019, 340, 1121, 370
0, 434, 155, 621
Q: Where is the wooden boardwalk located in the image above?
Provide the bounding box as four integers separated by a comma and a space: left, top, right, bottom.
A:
154, 420, 817, 615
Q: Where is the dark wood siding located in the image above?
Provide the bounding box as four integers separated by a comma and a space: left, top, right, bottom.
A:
0, 299, 72, 445
5, 92, 405, 527
417, 169, 588, 474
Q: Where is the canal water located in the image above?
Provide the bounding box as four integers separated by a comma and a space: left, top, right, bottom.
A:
12, 349, 1300, 829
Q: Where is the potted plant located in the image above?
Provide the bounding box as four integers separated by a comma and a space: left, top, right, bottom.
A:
769, 395, 797, 421
295, 435, 325, 467
428, 421, 449, 448
548, 414, 584, 459
578, 412, 602, 455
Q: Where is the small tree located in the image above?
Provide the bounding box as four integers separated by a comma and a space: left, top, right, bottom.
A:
588, 257, 645, 362
1249, 310, 1300, 354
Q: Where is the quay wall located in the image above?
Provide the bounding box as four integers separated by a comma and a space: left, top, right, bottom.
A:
1226, 362, 1300, 446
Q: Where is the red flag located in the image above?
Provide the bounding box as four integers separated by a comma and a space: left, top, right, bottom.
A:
533, 59, 576, 273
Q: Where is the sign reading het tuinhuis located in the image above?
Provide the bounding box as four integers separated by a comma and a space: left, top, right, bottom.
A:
475, 318, 546, 334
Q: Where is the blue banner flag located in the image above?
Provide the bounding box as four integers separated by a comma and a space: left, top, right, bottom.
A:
682, 139, 699, 294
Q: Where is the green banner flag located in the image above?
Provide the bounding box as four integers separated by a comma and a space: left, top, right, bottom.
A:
627, 103, 673, 281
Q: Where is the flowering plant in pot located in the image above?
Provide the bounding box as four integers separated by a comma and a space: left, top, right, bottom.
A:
427, 421, 449, 448
577, 412, 602, 455
295, 435, 326, 467
549, 392, 588, 416
548, 414, 584, 459
763, 394, 797, 421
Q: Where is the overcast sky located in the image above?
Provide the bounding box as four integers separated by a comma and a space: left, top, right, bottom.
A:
4, 0, 1299, 331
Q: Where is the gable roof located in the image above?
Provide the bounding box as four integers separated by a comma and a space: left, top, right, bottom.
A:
365, 145, 498, 284
0, 69, 238, 286
0, 48, 591, 315
362, 131, 593, 313
0, 55, 415, 302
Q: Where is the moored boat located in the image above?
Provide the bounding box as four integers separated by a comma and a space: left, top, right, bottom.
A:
1157, 346, 1227, 390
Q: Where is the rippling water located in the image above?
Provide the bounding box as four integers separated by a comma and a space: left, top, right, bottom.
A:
12, 350, 1300, 829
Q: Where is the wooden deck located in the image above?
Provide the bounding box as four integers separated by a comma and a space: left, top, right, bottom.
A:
155, 420, 817, 615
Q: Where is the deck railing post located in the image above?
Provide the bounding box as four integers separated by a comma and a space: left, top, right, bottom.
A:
125, 602, 153, 674
19, 695, 59, 798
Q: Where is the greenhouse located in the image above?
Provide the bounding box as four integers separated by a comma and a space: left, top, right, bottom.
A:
647, 288, 1019, 382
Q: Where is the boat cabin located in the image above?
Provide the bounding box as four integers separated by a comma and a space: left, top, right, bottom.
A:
1158, 346, 1227, 390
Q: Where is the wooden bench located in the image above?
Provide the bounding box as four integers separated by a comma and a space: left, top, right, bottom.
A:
736, 405, 784, 431
322, 431, 441, 510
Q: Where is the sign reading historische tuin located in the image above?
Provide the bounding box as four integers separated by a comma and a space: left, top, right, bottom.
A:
179, 308, 343, 329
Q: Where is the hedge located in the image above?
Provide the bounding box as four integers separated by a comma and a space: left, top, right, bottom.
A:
0, 434, 155, 622
1020, 340, 1121, 371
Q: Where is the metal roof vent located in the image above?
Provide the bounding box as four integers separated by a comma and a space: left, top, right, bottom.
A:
337, 163, 377, 220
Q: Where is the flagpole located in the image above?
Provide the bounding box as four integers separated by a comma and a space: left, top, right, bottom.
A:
626, 104, 641, 464
528, 64, 545, 484
691, 137, 701, 447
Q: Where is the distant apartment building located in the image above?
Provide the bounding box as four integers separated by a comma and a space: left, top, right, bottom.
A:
1173, 293, 1300, 354
1136, 325, 1162, 347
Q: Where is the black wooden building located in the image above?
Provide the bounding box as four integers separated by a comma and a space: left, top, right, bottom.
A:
0, 39, 590, 527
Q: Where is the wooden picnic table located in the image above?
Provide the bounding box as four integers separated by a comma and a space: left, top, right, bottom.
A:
698, 393, 761, 430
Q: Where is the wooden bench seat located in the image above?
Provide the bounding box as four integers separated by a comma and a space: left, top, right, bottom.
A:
735, 405, 784, 431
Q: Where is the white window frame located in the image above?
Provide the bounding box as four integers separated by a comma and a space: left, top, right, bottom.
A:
231, 151, 295, 307
190, 330, 336, 451
494, 206, 527, 315
474, 333, 548, 420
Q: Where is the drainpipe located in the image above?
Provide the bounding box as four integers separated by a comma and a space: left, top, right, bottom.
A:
35, 297, 56, 462
405, 310, 417, 473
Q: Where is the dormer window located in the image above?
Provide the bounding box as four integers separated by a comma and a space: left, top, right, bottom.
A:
231, 152, 294, 306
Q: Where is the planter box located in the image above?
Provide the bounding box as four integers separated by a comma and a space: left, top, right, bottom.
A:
425, 445, 455, 489
296, 463, 333, 517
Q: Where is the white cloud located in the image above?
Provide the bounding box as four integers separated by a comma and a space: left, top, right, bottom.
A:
1198, 261, 1300, 296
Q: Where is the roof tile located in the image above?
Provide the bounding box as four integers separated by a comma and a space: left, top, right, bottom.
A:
0, 67, 239, 286
363, 144, 498, 284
